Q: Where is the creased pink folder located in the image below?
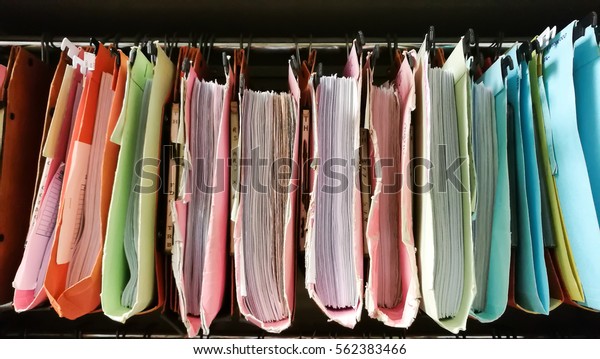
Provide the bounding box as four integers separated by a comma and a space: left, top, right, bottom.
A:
304, 42, 364, 328
232, 64, 300, 333
172, 64, 232, 336
364, 52, 421, 327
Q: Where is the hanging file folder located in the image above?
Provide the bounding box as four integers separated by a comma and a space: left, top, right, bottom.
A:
364, 51, 420, 328
305, 41, 364, 328
233, 63, 299, 333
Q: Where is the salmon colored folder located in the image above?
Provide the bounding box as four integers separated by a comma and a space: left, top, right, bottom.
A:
44, 44, 115, 319
0, 47, 52, 304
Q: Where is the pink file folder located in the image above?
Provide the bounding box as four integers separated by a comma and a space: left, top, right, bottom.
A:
173, 63, 232, 336
365, 53, 421, 327
304, 43, 364, 328
233, 64, 300, 332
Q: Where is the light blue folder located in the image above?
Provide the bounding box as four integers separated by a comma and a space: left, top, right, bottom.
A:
506, 46, 548, 314
473, 56, 511, 322
543, 21, 600, 310
517, 53, 550, 314
574, 26, 600, 226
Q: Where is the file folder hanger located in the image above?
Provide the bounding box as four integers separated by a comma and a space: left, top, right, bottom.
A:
371, 43, 380, 72
138, 33, 159, 65
306, 35, 316, 70
344, 30, 365, 59
222, 52, 230, 77
181, 52, 190, 76
572, 11, 599, 44
517, 41, 533, 64
385, 33, 394, 73
530, 38, 542, 57
128, 33, 150, 66
463, 28, 484, 77
92, 35, 122, 67
193, 33, 214, 71
536, 26, 557, 50
235, 34, 251, 92
106, 34, 122, 67
134, 33, 159, 65
313, 61, 323, 88
89, 36, 100, 55
204, 35, 216, 70
146, 40, 158, 64
290, 35, 302, 78
232, 35, 248, 93
198, 33, 208, 63
164, 33, 178, 59
60, 37, 95, 75
500, 54, 514, 80
488, 31, 504, 63
426, 25, 436, 64
386, 33, 394, 71
385, 33, 405, 79
40, 33, 59, 64
187, 32, 198, 49
179, 33, 196, 76
355, 30, 366, 59
290, 34, 317, 77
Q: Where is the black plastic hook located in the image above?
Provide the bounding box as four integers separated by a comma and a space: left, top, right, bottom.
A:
517, 41, 532, 63
427, 25, 436, 63
463, 28, 476, 59
133, 33, 143, 48
90, 37, 100, 55
371, 44, 380, 70
573, 11, 598, 44
222, 52, 229, 76
356, 30, 365, 55
501, 55, 514, 80
490, 31, 504, 61
290, 55, 299, 77
293, 35, 301, 66
314, 62, 323, 88
40, 33, 53, 63
245, 34, 252, 66
206, 34, 215, 65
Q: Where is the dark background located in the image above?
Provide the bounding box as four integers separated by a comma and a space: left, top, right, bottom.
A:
0, 0, 598, 38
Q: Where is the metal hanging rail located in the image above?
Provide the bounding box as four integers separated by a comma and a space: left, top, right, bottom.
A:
0, 36, 516, 50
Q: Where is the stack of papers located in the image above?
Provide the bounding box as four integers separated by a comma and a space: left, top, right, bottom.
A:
183, 79, 227, 316
66, 72, 114, 288
305, 42, 363, 329
471, 82, 497, 312
313, 75, 359, 310
369, 84, 402, 309
237, 89, 295, 323
428, 67, 464, 319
